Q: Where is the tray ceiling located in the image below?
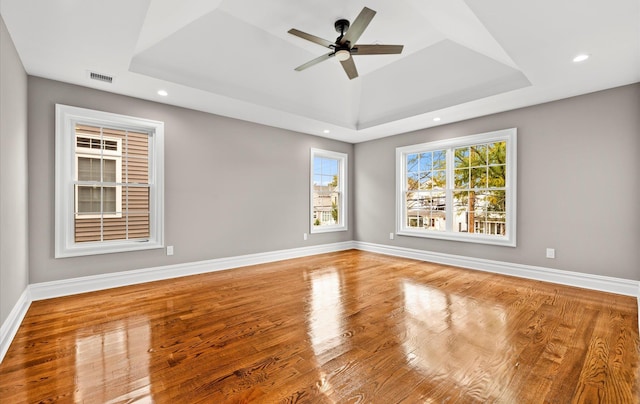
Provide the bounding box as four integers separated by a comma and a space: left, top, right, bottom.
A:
1, 0, 638, 142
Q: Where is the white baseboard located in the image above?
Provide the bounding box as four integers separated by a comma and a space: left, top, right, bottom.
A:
29, 241, 356, 301
0, 288, 31, 363
355, 241, 639, 297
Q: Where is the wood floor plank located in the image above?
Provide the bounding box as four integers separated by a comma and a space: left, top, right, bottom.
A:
0, 250, 638, 403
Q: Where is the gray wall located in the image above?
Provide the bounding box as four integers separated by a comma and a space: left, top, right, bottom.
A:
13, 52, 640, 292
355, 83, 640, 281
0, 16, 29, 325
28, 77, 353, 283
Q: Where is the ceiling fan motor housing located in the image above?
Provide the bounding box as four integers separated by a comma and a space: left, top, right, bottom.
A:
334, 19, 350, 35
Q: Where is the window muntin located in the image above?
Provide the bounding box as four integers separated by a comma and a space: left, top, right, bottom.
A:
397, 129, 516, 246
56, 105, 164, 257
311, 149, 347, 233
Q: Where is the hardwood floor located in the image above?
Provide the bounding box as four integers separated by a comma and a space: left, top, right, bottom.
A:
1, 250, 638, 403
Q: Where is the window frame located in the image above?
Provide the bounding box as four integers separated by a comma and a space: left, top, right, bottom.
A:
396, 128, 517, 247
310, 148, 348, 233
55, 104, 165, 258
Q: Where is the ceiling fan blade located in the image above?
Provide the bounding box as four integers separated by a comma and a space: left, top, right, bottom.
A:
295, 52, 334, 71
339, 7, 376, 46
352, 44, 404, 55
340, 57, 359, 80
288, 29, 334, 48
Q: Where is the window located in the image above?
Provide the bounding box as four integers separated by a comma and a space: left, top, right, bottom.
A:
396, 128, 516, 246
55, 105, 164, 257
311, 149, 347, 233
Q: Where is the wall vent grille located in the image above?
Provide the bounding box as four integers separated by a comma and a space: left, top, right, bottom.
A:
89, 72, 113, 84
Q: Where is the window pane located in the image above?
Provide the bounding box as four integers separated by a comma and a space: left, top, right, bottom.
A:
407, 173, 419, 190
103, 187, 116, 213
124, 186, 150, 213
407, 153, 419, 173
312, 189, 339, 226
471, 144, 487, 166
471, 167, 487, 188
103, 159, 116, 183
453, 191, 478, 233
488, 164, 506, 188
78, 157, 101, 182
313, 157, 323, 175
76, 186, 117, 214
419, 152, 432, 172
124, 157, 148, 184
483, 190, 506, 213
433, 170, 446, 189
454, 168, 468, 189
322, 158, 338, 176
77, 186, 100, 214
314, 157, 339, 186
454, 147, 469, 168
488, 141, 506, 165
127, 212, 151, 240
405, 191, 446, 231
406, 191, 421, 211
454, 190, 506, 234
433, 150, 446, 170
419, 171, 432, 190
124, 131, 149, 160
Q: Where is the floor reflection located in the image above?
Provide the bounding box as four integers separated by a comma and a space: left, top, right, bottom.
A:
74, 318, 152, 403
402, 280, 515, 401
307, 267, 345, 357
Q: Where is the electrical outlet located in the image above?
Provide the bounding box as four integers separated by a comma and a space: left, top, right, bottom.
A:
303, 233, 308, 241
546, 248, 555, 259
389, 232, 395, 240
166, 246, 174, 256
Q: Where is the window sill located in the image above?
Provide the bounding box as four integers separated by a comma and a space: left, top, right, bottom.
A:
55, 239, 164, 258
396, 229, 515, 247
311, 226, 348, 234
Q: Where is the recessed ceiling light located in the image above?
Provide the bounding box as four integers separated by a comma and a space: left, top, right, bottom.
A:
323, 129, 330, 134
157, 90, 168, 96
572, 54, 590, 63
433, 117, 441, 122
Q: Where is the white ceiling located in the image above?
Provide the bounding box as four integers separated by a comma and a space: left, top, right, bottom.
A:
1, 0, 638, 143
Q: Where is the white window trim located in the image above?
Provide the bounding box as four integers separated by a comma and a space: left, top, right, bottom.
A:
396, 128, 517, 247
310, 148, 348, 233
55, 104, 165, 258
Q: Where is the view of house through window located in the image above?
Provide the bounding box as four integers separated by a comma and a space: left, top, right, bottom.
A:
397, 129, 516, 246
74, 124, 150, 243
311, 149, 347, 232
55, 104, 164, 258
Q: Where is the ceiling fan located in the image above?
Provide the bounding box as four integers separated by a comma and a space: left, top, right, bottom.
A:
288, 7, 404, 80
